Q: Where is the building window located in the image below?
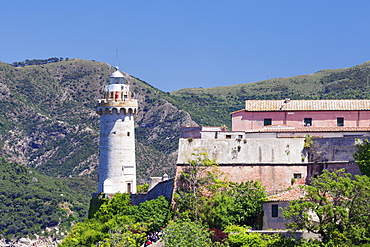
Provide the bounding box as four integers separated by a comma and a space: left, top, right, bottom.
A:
304, 118, 312, 127
294, 173, 302, 179
127, 132, 130, 136
238, 135, 243, 139
264, 118, 272, 126
272, 204, 279, 218
337, 117, 344, 127
226, 135, 232, 139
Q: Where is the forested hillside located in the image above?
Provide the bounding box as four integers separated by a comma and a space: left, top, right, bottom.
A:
0, 157, 91, 239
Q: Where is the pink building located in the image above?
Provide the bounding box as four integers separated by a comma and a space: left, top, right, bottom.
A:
232, 99, 370, 131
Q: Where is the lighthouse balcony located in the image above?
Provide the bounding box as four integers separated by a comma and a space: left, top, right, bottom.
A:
96, 105, 138, 115
97, 99, 138, 108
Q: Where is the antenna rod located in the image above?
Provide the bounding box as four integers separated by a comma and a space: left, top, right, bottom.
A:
115, 47, 120, 70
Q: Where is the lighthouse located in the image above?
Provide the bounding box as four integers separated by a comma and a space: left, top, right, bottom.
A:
96, 68, 138, 194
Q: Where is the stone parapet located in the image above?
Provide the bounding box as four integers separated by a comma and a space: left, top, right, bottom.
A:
96, 99, 138, 108
177, 138, 306, 164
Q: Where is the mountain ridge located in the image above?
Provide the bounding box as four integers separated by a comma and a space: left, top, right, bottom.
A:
1, 59, 370, 181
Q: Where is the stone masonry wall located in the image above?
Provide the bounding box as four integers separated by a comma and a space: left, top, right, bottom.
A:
176, 164, 307, 194
307, 162, 361, 178
130, 179, 174, 205
177, 138, 306, 164
309, 136, 367, 162
263, 201, 290, 230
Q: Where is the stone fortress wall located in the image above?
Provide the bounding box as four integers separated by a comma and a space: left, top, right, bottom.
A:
175, 135, 363, 194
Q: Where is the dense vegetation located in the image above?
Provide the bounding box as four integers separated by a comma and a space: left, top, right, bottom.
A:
0, 157, 92, 239
59, 152, 270, 246
11, 57, 68, 67
60, 194, 172, 246
61, 158, 370, 246
61, 151, 272, 246
283, 169, 370, 246
353, 139, 370, 177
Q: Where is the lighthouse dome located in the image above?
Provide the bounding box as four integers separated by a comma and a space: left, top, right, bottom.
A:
110, 70, 124, 78
110, 70, 125, 84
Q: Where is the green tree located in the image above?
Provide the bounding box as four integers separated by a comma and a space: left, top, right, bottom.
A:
224, 225, 295, 247
130, 195, 172, 233
61, 194, 171, 246
59, 220, 108, 247
136, 183, 149, 193
174, 149, 219, 221
163, 219, 212, 247
98, 223, 148, 247
353, 139, 370, 176
283, 169, 370, 245
175, 150, 266, 230
201, 181, 266, 230
93, 193, 132, 222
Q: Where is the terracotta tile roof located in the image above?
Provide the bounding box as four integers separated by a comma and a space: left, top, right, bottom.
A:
246, 126, 370, 133
231, 109, 246, 114
244, 99, 370, 112
268, 187, 305, 201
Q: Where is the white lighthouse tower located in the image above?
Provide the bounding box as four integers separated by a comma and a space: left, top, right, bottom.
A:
96, 68, 138, 194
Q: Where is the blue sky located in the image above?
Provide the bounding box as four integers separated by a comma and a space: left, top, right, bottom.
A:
1, 1, 369, 92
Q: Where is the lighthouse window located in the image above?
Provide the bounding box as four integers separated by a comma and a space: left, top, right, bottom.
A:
127, 132, 130, 136
127, 183, 132, 193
